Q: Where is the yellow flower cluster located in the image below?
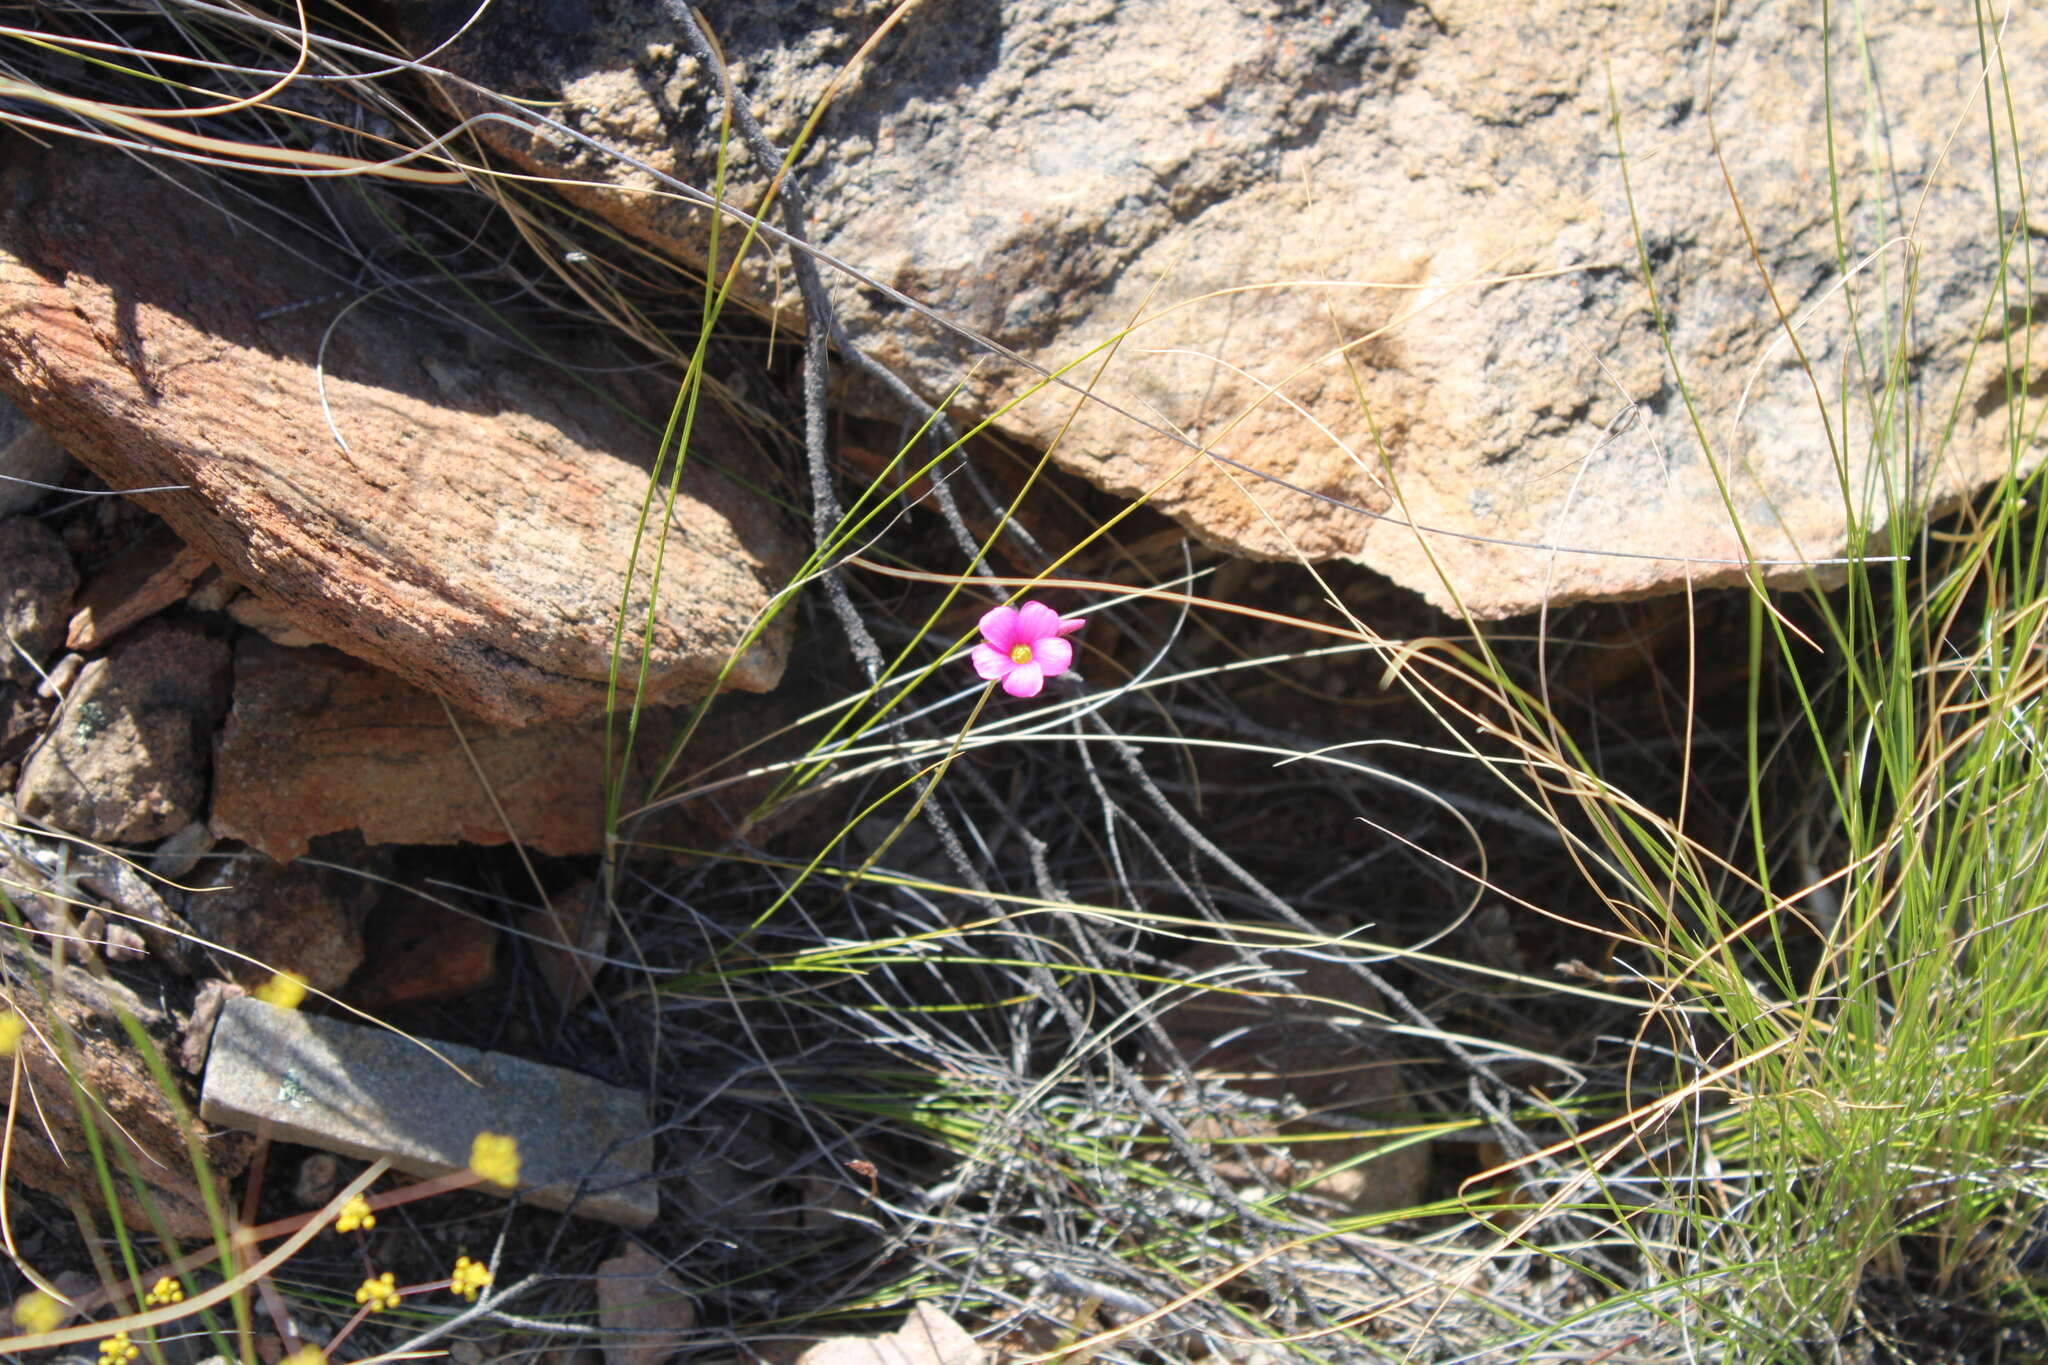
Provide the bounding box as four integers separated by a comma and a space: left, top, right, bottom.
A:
10, 1290, 61, 1333
355, 1271, 401, 1312
335, 1194, 376, 1234
143, 1276, 184, 1307
467, 1131, 520, 1188
254, 971, 308, 1010
449, 1255, 493, 1302
97, 1331, 139, 1365
0, 1008, 23, 1056
280, 1348, 326, 1365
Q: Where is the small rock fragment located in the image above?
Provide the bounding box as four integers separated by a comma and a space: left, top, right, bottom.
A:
183, 572, 237, 615
100, 917, 147, 961
794, 1304, 985, 1365
0, 516, 77, 684
224, 592, 321, 648
294, 1152, 342, 1208
148, 819, 217, 880
179, 978, 241, 1076
35, 650, 81, 699
596, 1242, 696, 1365
14, 618, 229, 843
201, 996, 656, 1228
66, 522, 214, 652
75, 908, 109, 962
183, 856, 372, 994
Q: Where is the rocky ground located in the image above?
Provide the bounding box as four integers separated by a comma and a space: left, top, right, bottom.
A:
2, 2, 2042, 1361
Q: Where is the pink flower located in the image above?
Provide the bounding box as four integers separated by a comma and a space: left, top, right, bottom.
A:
971, 600, 1083, 698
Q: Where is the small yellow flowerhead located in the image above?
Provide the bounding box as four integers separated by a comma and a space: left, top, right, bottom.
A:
354, 1271, 401, 1312
0, 1008, 24, 1056
335, 1193, 376, 1234
254, 972, 308, 1010
449, 1255, 493, 1302
280, 1348, 326, 1365
467, 1131, 520, 1188
143, 1275, 184, 1307
10, 1289, 62, 1333
97, 1330, 140, 1365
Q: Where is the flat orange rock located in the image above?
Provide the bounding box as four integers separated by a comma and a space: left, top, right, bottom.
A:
0, 137, 797, 724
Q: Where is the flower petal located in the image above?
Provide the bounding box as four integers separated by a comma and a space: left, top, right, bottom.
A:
1014, 600, 1061, 643
978, 605, 1021, 651
1056, 614, 1085, 637
1032, 635, 1074, 678
1001, 661, 1045, 698
971, 643, 1011, 681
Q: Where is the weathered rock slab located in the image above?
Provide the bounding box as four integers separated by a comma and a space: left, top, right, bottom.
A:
0, 138, 799, 723
201, 995, 656, 1227
414, 0, 2048, 615
0, 935, 249, 1237
215, 636, 614, 861
213, 634, 780, 861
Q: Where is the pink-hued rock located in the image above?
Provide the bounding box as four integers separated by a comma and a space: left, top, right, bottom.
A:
0, 137, 798, 724
214, 636, 615, 861
212, 635, 775, 862
348, 903, 498, 1010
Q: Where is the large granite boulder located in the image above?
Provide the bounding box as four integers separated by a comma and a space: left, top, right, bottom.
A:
403, 0, 2046, 615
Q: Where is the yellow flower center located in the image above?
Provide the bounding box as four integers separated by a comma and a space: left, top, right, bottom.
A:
1009, 643, 1034, 664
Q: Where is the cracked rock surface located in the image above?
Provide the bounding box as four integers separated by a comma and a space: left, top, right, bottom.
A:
0, 137, 799, 724
411, 0, 2048, 615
